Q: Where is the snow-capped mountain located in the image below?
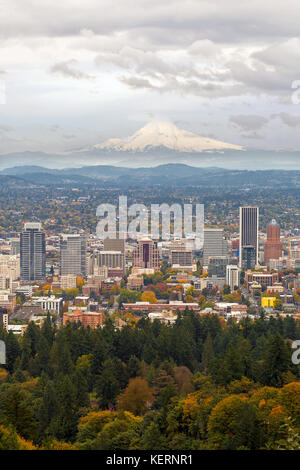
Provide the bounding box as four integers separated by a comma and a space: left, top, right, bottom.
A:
93, 120, 243, 153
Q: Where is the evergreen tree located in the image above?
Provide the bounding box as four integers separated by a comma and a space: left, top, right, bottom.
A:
95, 358, 123, 409
127, 355, 142, 378
72, 369, 90, 409
49, 375, 78, 442
41, 313, 55, 346
261, 333, 291, 387
6, 332, 21, 374
201, 333, 214, 373
0, 385, 37, 440
36, 380, 58, 443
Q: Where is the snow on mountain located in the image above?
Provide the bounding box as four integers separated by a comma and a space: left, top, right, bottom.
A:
94, 120, 243, 153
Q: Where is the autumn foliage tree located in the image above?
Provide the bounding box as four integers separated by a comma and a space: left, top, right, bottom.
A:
117, 377, 154, 415
207, 395, 263, 449
141, 291, 157, 303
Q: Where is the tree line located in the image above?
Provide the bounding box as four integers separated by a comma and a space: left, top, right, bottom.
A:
1, 310, 300, 449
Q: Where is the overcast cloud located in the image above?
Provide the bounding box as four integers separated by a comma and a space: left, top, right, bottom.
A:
0, 0, 300, 154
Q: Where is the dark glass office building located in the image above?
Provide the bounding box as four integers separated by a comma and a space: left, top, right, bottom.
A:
239, 207, 259, 270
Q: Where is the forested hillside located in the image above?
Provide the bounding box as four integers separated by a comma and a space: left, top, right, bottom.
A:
1, 311, 300, 450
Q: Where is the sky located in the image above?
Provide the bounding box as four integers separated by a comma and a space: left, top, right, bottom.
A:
1, 0, 300, 155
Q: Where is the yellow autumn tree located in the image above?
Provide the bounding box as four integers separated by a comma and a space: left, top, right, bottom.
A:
141, 291, 157, 303
77, 410, 116, 443
0, 426, 37, 450
77, 276, 85, 288
207, 395, 260, 449
279, 382, 300, 424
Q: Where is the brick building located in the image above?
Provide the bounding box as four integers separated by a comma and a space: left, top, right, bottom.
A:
63, 309, 103, 328
264, 219, 282, 265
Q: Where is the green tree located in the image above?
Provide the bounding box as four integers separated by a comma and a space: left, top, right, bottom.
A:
6, 332, 21, 374
0, 385, 37, 441
260, 333, 291, 387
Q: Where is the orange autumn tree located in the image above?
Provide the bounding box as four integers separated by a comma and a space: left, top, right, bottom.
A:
117, 377, 154, 415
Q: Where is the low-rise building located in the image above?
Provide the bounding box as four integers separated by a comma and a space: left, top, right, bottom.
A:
60, 274, 77, 290
82, 284, 101, 296
63, 309, 103, 328
131, 267, 155, 276
148, 311, 177, 324
32, 296, 62, 314
75, 296, 89, 306
0, 308, 8, 331
127, 274, 143, 290
0, 292, 16, 310
123, 301, 201, 313
261, 297, 277, 308
7, 324, 27, 335
15, 285, 33, 297
215, 302, 248, 315
245, 271, 279, 289
266, 283, 285, 294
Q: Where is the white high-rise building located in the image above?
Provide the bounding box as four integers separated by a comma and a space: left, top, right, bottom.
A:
226, 265, 240, 291
60, 233, 87, 276
20, 223, 45, 281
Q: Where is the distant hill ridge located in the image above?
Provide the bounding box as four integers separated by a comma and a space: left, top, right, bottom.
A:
0, 163, 299, 188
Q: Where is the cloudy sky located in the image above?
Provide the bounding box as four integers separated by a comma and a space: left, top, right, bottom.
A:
1, 0, 300, 155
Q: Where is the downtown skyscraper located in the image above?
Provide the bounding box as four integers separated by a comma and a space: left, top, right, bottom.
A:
60, 233, 87, 276
133, 239, 160, 270
264, 219, 282, 265
239, 207, 259, 270
203, 229, 228, 266
20, 222, 46, 281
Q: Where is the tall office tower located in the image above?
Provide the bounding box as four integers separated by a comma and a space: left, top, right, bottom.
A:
203, 229, 228, 266
241, 246, 256, 270
239, 207, 259, 270
264, 219, 282, 265
60, 233, 87, 276
133, 239, 160, 270
226, 264, 240, 291
20, 222, 46, 281
103, 238, 125, 254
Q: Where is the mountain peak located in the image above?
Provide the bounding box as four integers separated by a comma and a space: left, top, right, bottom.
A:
94, 120, 244, 153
